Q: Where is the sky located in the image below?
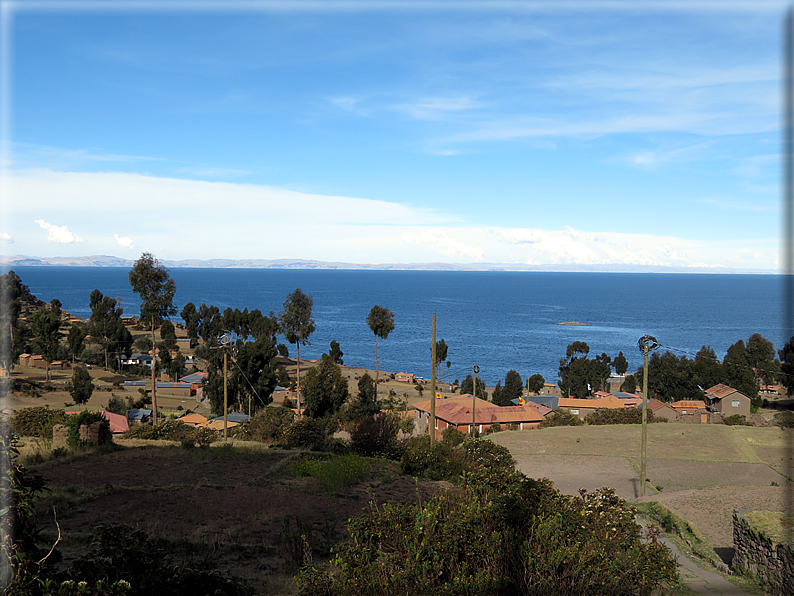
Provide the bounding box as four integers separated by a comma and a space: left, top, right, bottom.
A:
0, 0, 788, 270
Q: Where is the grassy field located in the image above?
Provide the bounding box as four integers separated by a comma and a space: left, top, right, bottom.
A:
490, 424, 793, 566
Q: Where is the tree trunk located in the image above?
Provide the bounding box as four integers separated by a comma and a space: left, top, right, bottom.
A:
374, 336, 379, 403
296, 342, 301, 417
151, 322, 158, 425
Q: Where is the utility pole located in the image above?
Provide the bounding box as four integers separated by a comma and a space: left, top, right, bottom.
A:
430, 313, 436, 445
638, 334, 658, 496
472, 364, 479, 435
223, 333, 229, 443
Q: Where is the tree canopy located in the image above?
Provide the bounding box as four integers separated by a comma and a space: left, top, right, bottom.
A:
302, 354, 349, 418
129, 252, 176, 425
278, 289, 315, 416
88, 289, 131, 370
30, 307, 61, 382
366, 305, 394, 397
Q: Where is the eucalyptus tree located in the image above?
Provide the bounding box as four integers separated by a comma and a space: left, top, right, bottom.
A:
434, 339, 448, 383
129, 252, 176, 425
88, 289, 130, 369
30, 307, 61, 382
366, 305, 394, 400
279, 289, 315, 416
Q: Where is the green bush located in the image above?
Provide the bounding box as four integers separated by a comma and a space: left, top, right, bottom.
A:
123, 420, 196, 442
283, 417, 326, 448
297, 468, 678, 595
441, 426, 465, 446
11, 407, 67, 438
585, 408, 657, 425
773, 411, 794, 429
539, 409, 583, 428
400, 435, 465, 480
722, 414, 749, 426
349, 412, 403, 459
231, 406, 295, 443
460, 436, 515, 472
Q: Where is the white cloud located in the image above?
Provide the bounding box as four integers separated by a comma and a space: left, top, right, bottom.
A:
114, 234, 134, 249
402, 229, 484, 261
0, 233, 13, 243
34, 219, 83, 244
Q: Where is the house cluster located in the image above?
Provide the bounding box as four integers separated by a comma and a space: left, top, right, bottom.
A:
413, 383, 755, 438
123, 371, 208, 398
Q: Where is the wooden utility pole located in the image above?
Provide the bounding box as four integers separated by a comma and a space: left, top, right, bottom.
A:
223, 337, 229, 443
639, 334, 657, 497
640, 337, 649, 496
472, 364, 479, 435
430, 313, 436, 444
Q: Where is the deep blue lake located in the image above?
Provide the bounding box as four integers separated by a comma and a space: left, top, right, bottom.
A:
10, 267, 785, 386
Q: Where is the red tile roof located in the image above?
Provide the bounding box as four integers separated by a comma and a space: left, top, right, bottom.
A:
704, 384, 738, 399
414, 395, 543, 425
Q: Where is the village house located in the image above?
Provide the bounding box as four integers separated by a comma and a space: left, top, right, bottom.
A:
413, 394, 543, 439
557, 394, 626, 419
703, 383, 752, 419
395, 372, 415, 383
670, 400, 708, 424
642, 398, 678, 422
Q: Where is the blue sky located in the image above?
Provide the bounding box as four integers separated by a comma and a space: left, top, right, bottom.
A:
0, 1, 786, 270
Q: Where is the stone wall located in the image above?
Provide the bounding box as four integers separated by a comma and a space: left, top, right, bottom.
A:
733, 509, 794, 596
51, 420, 111, 449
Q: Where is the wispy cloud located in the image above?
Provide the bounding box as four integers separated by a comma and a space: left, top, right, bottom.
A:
35, 219, 83, 244
0, 233, 13, 244
393, 96, 481, 121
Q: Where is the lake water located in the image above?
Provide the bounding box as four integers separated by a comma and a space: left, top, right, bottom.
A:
10, 267, 786, 386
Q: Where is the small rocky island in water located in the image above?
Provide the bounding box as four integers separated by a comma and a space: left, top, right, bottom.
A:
556, 321, 591, 326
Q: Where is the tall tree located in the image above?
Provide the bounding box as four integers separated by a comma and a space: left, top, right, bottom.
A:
129, 252, 176, 425
30, 307, 61, 382
279, 289, 315, 417
0, 271, 30, 373
67, 323, 86, 364
434, 339, 448, 383
612, 351, 628, 376
88, 289, 130, 369
693, 345, 722, 390
723, 340, 758, 402
526, 373, 545, 394
459, 374, 487, 399
503, 370, 523, 403
779, 337, 794, 396
69, 365, 94, 405
329, 340, 344, 365
366, 305, 394, 401
746, 333, 777, 386
301, 354, 349, 419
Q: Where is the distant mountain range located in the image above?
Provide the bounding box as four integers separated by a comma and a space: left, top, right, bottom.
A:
0, 254, 775, 274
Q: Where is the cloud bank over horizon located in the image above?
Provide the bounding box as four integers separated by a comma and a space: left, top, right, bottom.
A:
4, 168, 776, 271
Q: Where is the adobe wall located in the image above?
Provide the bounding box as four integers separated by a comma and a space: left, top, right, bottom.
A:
733, 509, 794, 596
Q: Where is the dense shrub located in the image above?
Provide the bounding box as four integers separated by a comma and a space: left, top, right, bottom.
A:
539, 410, 583, 428
11, 407, 67, 438
722, 414, 749, 426
400, 435, 465, 480
400, 436, 514, 481
350, 412, 403, 458
460, 436, 515, 471
231, 406, 295, 442
290, 453, 371, 492
124, 420, 197, 442
297, 468, 678, 595
59, 525, 252, 596
440, 426, 465, 446
283, 417, 326, 448
585, 408, 657, 426
773, 411, 794, 429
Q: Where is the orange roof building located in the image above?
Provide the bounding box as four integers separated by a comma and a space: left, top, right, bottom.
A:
413, 394, 543, 439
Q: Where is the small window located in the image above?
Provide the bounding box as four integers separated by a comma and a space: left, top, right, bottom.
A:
571, 409, 579, 415
732, 400, 740, 408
